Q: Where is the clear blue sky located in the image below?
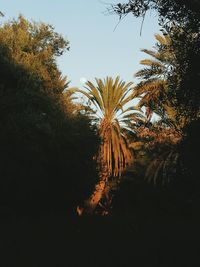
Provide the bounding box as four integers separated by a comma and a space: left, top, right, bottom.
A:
1, 0, 160, 87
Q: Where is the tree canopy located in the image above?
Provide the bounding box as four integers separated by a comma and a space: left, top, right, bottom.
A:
0, 16, 99, 215
0, 15, 69, 94
111, 0, 200, 27
111, 0, 200, 121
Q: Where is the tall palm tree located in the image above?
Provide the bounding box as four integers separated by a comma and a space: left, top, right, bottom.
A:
133, 33, 177, 122
70, 76, 144, 214
132, 35, 186, 186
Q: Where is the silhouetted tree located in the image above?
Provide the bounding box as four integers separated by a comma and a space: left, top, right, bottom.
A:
111, 1, 200, 121
111, 0, 200, 27
0, 17, 99, 216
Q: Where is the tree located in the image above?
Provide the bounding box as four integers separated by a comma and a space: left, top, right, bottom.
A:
0, 16, 99, 215
71, 76, 144, 214
131, 33, 186, 186
110, 1, 200, 28
110, 0, 200, 216
133, 33, 188, 129
133, 34, 174, 120
111, 1, 200, 121
0, 15, 69, 94
167, 28, 200, 121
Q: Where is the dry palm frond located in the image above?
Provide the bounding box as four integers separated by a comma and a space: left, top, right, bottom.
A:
145, 148, 179, 185
135, 123, 182, 185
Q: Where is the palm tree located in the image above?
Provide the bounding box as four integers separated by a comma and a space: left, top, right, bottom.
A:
70, 76, 144, 214
132, 34, 187, 186
133, 33, 177, 122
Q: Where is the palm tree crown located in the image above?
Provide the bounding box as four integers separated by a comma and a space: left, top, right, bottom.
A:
133, 34, 175, 120
71, 76, 144, 177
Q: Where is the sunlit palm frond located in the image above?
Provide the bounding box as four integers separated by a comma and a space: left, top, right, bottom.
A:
140, 59, 165, 69
70, 76, 145, 214
69, 76, 144, 178
134, 33, 177, 121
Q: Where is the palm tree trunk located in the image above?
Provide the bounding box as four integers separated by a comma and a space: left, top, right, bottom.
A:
77, 162, 108, 215
84, 179, 106, 214
76, 180, 106, 215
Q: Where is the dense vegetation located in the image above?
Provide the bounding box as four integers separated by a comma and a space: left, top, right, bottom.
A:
0, 16, 99, 215
0, 4, 199, 218
0, 2, 199, 266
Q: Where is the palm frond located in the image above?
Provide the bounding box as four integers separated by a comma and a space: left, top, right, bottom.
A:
71, 76, 143, 178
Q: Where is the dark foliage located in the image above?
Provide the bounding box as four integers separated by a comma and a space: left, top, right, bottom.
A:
0, 19, 99, 216
111, 0, 200, 26
179, 119, 200, 179
111, 1, 200, 121
167, 28, 200, 120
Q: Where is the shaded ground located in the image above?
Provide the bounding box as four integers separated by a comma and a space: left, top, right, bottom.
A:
1, 211, 200, 267
1, 171, 200, 267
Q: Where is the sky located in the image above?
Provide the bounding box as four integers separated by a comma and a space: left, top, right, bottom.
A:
1, 0, 160, 88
